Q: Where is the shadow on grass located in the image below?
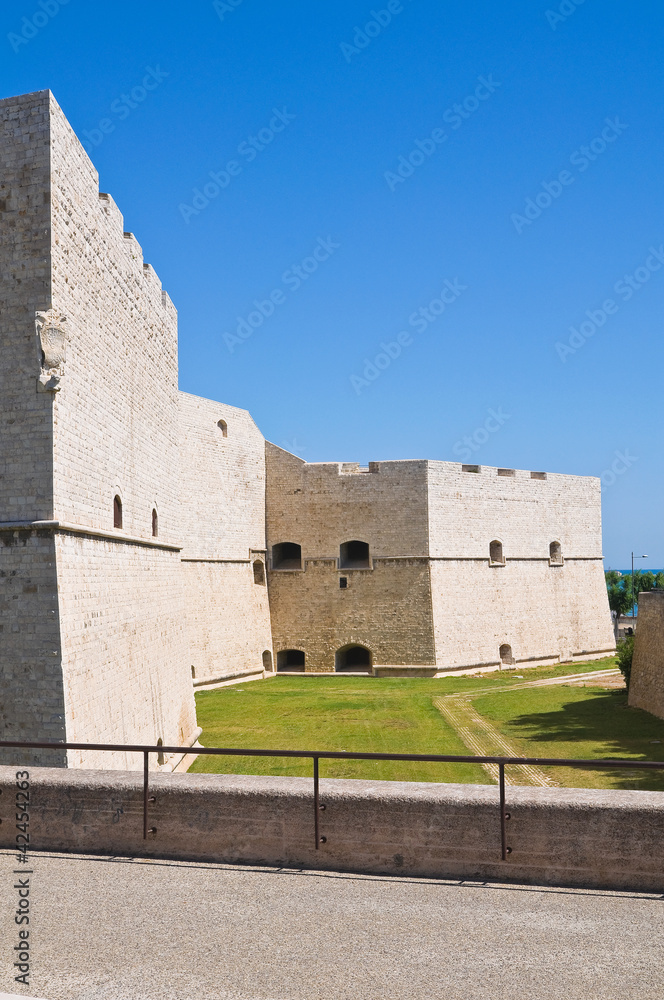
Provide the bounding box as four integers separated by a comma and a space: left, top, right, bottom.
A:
504, 690, 664, 791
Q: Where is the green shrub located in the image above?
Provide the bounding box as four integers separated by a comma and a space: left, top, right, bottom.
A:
617, 636, 634, 692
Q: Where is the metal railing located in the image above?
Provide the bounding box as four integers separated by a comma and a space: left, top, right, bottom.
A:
1, 739, 664, 861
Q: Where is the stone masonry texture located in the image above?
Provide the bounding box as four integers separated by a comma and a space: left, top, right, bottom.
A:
266, 446, 615, 672
629, 590, 664, 719
0, 90, 615, 768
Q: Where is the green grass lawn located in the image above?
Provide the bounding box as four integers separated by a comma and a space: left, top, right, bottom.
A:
189, 675, 487, 783
473, 685, 664, 791
187, 657, 660, 788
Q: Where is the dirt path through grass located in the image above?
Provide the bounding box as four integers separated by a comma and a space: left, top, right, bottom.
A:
433, 667, 622, 786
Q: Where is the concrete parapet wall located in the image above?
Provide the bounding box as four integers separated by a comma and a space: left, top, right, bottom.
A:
0, 767, 662, 892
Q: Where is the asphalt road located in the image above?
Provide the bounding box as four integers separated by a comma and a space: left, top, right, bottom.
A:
1, 850, 663, 1000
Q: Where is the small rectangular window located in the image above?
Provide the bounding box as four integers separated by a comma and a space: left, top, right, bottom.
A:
462, 465, 481, 473
530, 471, 547, 480
339, 577, 348, 589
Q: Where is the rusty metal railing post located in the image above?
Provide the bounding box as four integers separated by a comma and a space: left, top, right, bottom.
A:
499, 762, 507, 861
143, 750, 149, 840
313, 756, 320, 850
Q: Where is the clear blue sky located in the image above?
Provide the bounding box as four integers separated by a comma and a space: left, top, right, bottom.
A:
1, 0, 662, 567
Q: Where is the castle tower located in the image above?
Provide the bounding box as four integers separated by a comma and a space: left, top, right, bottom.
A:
0, 91, 198, 767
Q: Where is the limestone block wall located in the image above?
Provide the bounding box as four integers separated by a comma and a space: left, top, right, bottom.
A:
43, 94, 197, 763
629, 591, 664, 720
0, 93, 62, 763
430, 560, 614, 670
0, 91, 53, 521
179, 394, 273, 682
265, 449, 614, 672
266, 446, 429, 557
0, 90, 197, 766
48, 94, 180, 540
265, 446, 434, 669
0, 529, 65, 766
268, 559, 436, 671
55, 532, 197, 769
183, 561, 272, 683
427, 463, 615, 669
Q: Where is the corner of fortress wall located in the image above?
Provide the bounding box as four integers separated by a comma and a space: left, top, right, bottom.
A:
0, 91, 66, 765
426, 463, 615, 669
629, 591, 664, 720
0, 90, 197, 768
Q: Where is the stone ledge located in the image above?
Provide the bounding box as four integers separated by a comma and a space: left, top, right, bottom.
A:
0, 520, 182, 551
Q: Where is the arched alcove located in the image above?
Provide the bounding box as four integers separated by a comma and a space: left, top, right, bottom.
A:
339, 540, 370, 569
113, 495, 123, 529
277, 649, 305, 672
489, 539, 504, 565
335, 644, 372, 673
272, 542, 302, 570
499, 643, 514, 666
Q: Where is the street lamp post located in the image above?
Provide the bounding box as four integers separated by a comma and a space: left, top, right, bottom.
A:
631, 552, 648, 618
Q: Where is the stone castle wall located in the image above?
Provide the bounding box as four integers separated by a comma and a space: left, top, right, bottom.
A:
179, 394, 273, 683
0, 93, 64, 766
0, 529, 66, 767
265, 446, 436, 670
55, 533, 194, 769
629, 591, 664, 720
45, 93, 197, 763
0, 92, 53, 523
266, 448, 614, 672
427, 464, 615, 669
0, 91, 197, 767
48, 95, 180, 539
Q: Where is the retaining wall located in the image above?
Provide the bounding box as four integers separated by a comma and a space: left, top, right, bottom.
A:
0, 767, 662, 891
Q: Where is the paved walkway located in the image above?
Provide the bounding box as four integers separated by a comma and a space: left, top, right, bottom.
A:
434, 669, 623, 787
1, 851, 663, 1000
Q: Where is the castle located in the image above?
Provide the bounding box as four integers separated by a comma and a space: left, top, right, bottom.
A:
0, 91, 615, 769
